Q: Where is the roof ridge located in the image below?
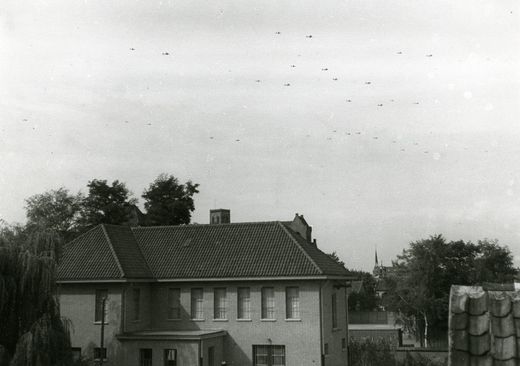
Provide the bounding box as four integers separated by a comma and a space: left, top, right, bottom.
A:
129, 227, 154, 277
101, 224, 125, 278
277, 222, 323, 275
131, 221, 282, 231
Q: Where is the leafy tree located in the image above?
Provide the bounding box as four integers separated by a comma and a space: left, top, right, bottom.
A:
142, 174, 199, 226
347, 270, 378, 311
80, 179, 137, 228
25, 188, 83, 241
383, 235, 517, 347
0, 226, 72, 366
326, 252, 379, 311
327, 251, 346, 269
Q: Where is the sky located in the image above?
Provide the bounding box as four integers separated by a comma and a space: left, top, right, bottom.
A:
1, 0, 519, 271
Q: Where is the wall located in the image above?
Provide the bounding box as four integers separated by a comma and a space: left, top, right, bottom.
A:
59, 283, 124, 365
149, 280, 324, 366
321, 281, 348, 366
119, 339, 199, 366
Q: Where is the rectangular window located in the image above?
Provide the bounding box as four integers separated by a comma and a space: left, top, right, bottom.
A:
164, 349, 177, 366
332, 293, 338, 329
237, 287, 251, 319
191, 288, 204, 319
140, 349, 152, 366
285, 287, 300, 319
342, 338, 346, 350
261, 287, 275, 319
168, 288, 181, 319
95, 289, 108, 322
71, 347, 81, 362
133, 288, 141, 321
213, 288, 227, 319
324, 343, 329, 355
253, 345, 285, 366
93, 347, 107, 360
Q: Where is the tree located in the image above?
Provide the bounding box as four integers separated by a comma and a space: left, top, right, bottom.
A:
25, 188, 83, 241
326, 252, 379, 311
80, 179, 138, 228
0, 226, 72, 366
347, 270, 378, 311
383, 235, 517, 347
142, 174, 199, 226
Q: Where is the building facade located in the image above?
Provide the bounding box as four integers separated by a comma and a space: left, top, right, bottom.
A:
57, 211, 351, 366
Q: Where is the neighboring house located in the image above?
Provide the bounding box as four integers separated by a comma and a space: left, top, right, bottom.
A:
57, 210, 351, 366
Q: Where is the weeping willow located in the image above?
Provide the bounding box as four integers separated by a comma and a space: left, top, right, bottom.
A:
0, 227, 72, 366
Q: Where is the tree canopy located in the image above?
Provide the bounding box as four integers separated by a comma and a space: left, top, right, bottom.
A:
80, 179, 138, 228
0, 226, 72, 366
142, 174, 199, 226
383, 235, 518, 346
25, 188, 83, 241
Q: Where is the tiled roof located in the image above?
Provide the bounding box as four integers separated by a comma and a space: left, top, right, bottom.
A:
57, 220, 349, 281
57, 225, 153, 281
449, 284, 520, 366
57, 225, 123, 280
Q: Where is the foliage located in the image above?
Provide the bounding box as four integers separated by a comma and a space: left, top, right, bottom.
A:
142, 174, 199, 226
383, 235, 517, 346
348, 339, 446, 366
349, 338, 397, 366
80, 179, 138, 228
348, 270, 378, 311
327, 251, 346, 268
25, 188, 83, 242
0, 227, 72, 366
326, 252, 379, 311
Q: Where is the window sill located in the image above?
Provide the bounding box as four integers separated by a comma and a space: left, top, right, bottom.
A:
191, 319, 205, 322
93, 321, 109, 325
237, 319, 252, 322
213, 319, 228, 322
261, 319, 276, 322
167, 318, 182, 321
285, 318, 301, 322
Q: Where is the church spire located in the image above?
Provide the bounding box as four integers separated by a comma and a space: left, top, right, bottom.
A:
375, 248, 379, 265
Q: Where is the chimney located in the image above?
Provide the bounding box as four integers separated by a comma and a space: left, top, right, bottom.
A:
210, 209, 230, 224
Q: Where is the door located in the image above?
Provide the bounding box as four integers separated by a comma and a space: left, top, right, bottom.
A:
208, 347, 214, 366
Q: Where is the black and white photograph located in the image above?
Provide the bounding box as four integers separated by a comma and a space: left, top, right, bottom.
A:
1, 0, 519, 365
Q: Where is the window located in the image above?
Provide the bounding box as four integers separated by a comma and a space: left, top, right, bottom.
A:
285, 287, 300, 319
191, 288, 204, 319
332, 293, 338, 329
71, 347, 81, 362
253, 345, 285, 366
342, 338, 346, 350
324, 343, 329, 355
133, 288, 141, 321
237, 287, 251, 319
168, 288, 181, 319
95, 289, 108, 322
164, 349, 177, 366
140, 349, 152, 366
93, 347, 107, 360
261, 287, 275, 319
213, 288, 227, 319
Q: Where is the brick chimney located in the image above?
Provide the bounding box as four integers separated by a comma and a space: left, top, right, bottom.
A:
288, 213, 312, 243
210, 209, 230, 224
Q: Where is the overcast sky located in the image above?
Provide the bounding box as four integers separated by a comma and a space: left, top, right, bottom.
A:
1, 0, 519, 271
